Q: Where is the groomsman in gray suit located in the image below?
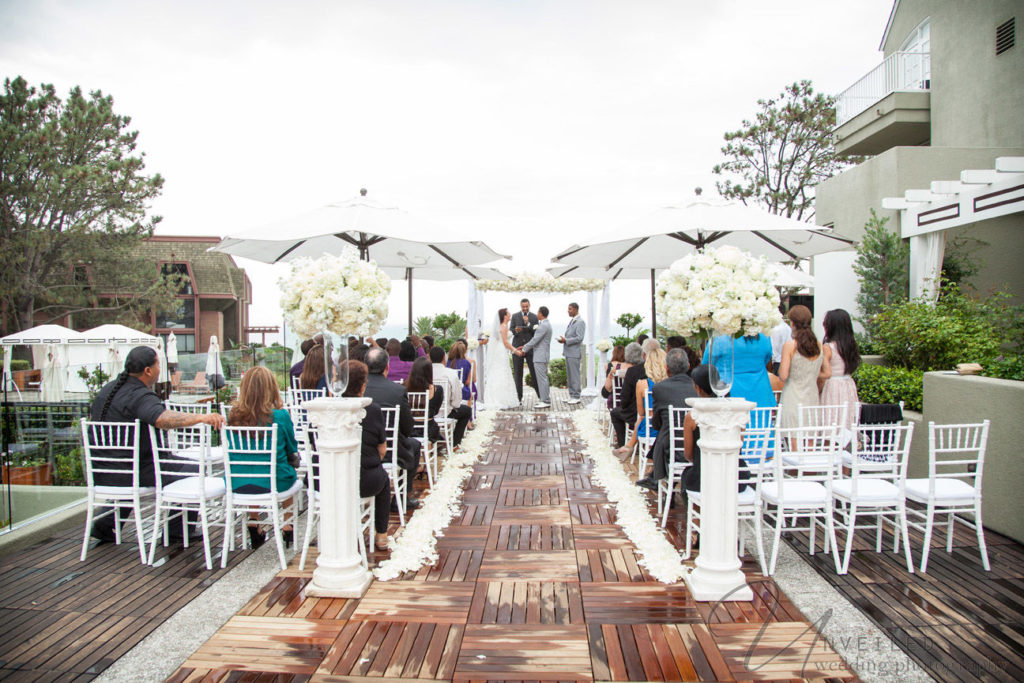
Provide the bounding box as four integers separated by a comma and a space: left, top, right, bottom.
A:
517, 306, 552, 408
558, 302, 585, 404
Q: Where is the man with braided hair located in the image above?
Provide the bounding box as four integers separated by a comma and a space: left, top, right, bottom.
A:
89, 346, 225, 543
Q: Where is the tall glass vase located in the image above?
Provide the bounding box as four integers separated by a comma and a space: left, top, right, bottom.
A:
322, 332, 349, 397
707, 333, 735, 398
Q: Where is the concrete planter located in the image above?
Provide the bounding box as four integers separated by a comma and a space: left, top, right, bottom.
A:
910, 372, 1024, 544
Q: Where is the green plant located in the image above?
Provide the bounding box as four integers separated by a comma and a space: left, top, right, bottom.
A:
9, 359, 30, 372
55, 446, 85, 486
431, 312, 466, 341
414, 316, 436, 337
616, 313, 643, 337
77, 365, 111, 401
984, 355, 1024, 382
852, 365, 923, 412
871, 283, 1020, 371
853, 210, 909, 336
548, 358, 568, 388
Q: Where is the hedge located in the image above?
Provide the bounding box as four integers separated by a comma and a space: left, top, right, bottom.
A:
852, 364, 923, 412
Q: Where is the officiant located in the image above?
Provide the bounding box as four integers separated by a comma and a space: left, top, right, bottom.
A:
510, 298, 539, 402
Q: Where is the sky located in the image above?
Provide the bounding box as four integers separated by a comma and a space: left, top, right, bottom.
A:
0, 0, 896, 342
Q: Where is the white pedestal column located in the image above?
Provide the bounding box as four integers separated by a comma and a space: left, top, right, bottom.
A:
303, 396, 374, 598
684, 396, 754, 602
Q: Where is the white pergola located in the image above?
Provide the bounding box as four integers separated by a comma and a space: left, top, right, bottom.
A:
881, 156, 1024, 301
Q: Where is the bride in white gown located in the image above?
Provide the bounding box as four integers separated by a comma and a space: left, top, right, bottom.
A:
484, 307, 520, 410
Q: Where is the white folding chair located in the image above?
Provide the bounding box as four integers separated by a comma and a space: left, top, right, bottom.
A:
379, 406, 408, 525
407, 390, 437, 487
605, 374, 624, 438
631, 382, 658, 473
221, 426, 303, 570
901, 420, 991, 572
285, 404, 312, 471
164, 401, 212, 414
657, 405, 690, 526
434, 382, 456, 455
799, 403, 850, 450
760, 424, 842, 575
684, 413, 773, 575
783, 404, 849, 476
80, 420, 155, 564
298, 425, 374, 570
292, 388, 326, 405
148, 424, 226, 569
832, 422, 915, 574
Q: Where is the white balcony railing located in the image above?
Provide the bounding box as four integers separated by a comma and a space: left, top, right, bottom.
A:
836, 51, 931, 126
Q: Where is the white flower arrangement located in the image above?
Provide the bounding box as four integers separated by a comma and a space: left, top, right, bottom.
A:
655, 245, 781, 337
278, 248, 391, 338
373, 410, 497, 580
595, 338, 613, 353
467, 338, 480, 351
476, 272, 605, 293
572, 410, 687, 584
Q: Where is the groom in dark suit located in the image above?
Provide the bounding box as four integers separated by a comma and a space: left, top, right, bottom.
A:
510, 298, 539, 402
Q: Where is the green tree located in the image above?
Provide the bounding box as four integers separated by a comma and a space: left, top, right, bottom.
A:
414, 315, 436, 338
615, 312, 643, 338
0, 76, 178, 333
853, 210, 909, 329
431, 312, 466, 340
713, 80, 854, 221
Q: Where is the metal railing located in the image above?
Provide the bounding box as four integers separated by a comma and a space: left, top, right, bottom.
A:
836, 51, 931, 126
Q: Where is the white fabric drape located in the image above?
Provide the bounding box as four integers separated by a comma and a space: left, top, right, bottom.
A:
910, 232, 946, 303
583, 290, 598, 394
40, 344, 67, 402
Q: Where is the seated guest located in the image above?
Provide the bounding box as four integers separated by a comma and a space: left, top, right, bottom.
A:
608, 342, 645, 448
299, 343, 327, 391
226, 365, 301, 547
615, 343, 667, 458
666, 335, 701, 372
636, 333, 649, 347
350, 343, 370, 363
88, 346, 226, 542
388, 339, 417, 383
340, 360, 392, 551
423, 335, 435, 354
405, 357, 445, 443
601, 344, 631, 410
289, 337, 319, 380
446, 341, 476, 403
375, 337, 388, 349
363, 347, 422, 509
409, 334, 428, 358
636, 348, 698, 491
430, 346, 472, 449
679, 364, 750, 494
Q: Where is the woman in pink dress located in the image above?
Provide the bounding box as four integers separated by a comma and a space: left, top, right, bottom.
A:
819, 308, 860, 431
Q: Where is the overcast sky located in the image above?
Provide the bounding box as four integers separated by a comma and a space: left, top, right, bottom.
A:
1, 0, 895, 338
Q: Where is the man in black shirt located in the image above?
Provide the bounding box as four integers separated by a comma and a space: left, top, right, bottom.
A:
363, 347, 422, 510
89, 347, 225, 542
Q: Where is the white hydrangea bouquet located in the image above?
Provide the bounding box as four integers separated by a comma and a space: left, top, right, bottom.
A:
655, 245, 781, 337
595, 338, 613, 352
279, 247, 391, 338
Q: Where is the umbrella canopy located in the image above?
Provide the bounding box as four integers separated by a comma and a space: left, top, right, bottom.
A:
106, 343, 122, 378
156, 337, 170, 383
40, 343, 67, 402
83, 324, 160, 345
166, 332, 178, 364
212, 190, 511, 332
212, 189, 508, 269
554, 196, 852, 273
206, 335, 224, 388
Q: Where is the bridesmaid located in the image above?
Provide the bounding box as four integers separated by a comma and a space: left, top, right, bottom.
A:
819, 308, 861, 432
778, 305, 828, 429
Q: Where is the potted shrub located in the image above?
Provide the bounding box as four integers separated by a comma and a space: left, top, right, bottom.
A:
3, 449, 54, 486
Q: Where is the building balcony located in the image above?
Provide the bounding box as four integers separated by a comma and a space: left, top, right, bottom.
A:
834, 50, 931, 156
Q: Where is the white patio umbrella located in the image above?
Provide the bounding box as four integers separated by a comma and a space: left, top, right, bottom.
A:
552, 194, 850, 332
156, 337, 170, 383
40, 343, 67, 402
166, 332, 178, 365
106, 343, 122, 379
211, 189, 510, 332
206, 335, 224, 389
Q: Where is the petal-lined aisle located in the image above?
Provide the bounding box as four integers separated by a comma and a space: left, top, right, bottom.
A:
170, 410, 856, 682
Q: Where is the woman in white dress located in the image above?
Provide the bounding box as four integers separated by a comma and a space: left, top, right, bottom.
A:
484, 308, 520, 410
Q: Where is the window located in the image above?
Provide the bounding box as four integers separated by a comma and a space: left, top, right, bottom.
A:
161, 262, 193, 295
174, 334, 196, 354
156, 299, 196, 329
899, 18, 931, 90
997, 17, 1015, 55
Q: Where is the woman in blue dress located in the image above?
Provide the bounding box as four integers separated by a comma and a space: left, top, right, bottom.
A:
702, 333, 775, 408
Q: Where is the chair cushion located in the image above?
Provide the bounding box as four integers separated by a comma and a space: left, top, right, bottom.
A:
232, 479, 304, 502
832, 479, 899, 504
163, 476, 226, 499
95, 486, 156, 496
760, 481, 828, 505
904, 478, 977, 503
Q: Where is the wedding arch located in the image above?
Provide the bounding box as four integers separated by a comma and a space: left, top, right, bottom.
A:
465, 273, 613, 403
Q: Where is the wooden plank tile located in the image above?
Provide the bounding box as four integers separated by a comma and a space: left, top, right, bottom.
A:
478, 551, 579, 582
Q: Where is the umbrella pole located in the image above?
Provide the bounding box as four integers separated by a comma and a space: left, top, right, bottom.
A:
650, 268, 657, 339
407, 268, 413, 336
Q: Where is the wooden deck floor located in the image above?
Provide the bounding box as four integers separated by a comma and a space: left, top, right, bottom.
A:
0, 519, 254, 680
171, 411, 856, 682
786, 512, 1024, 683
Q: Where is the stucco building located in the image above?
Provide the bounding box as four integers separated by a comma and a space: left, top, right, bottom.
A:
813, 0, 1023, 329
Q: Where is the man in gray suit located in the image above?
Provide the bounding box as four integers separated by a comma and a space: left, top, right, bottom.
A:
558, 302, 585, 403
516, 306, 552, 407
